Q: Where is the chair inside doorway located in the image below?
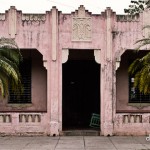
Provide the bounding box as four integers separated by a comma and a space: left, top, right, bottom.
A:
89, 113, 100, 129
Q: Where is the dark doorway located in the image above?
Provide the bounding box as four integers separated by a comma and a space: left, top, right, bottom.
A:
62, 50, 100, 130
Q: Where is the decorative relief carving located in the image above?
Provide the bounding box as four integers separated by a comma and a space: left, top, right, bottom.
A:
72, 18, 91, 41
72, 6, 92, 41
123, 115, 142, 123
22, 14, 46, 21
19, 114, 41, 123
0, 14, 5, 20
0, 114, 11, 123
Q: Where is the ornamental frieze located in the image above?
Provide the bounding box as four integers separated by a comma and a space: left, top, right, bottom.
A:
22, 14, 46, 21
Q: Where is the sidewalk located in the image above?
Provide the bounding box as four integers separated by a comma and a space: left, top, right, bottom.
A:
0, 135, 149, 150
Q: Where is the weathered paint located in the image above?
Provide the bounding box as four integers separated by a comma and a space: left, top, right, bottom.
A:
0, 5, 149, 136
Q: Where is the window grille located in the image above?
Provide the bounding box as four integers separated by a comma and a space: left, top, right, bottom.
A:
129, 76, 150, 103
8, 59, 32, 104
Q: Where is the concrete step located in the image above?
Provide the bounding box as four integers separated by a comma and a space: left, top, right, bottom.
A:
60, 130, 100, 136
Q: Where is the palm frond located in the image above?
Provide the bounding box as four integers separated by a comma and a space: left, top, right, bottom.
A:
0, 73, 8, 97
0, 56, 23, 95
128, 58, 143, 75
0, 79, 5, 97
0, 47, 22, 65
0, 60, 18, 81
139, 65, 150, 93
0, 55, 21, 76
0, 37, 23, 98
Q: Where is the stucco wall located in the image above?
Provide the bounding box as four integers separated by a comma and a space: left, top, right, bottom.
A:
0, 6, 150, 135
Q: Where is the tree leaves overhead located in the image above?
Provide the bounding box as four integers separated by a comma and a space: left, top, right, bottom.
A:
124, 0, 150, 15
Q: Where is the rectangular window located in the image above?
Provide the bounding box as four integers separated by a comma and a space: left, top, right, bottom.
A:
129, 76, 150, 103
8, 59, 32, 104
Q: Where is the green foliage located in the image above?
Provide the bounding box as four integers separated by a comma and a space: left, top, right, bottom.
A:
126, 1, 150, 95
129, 53, 150, 94
0, 37, 23, 97
124, 0, 150, 15
128, 25, 150, 94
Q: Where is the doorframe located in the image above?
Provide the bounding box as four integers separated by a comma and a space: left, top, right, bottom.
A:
60, 48, 101, 131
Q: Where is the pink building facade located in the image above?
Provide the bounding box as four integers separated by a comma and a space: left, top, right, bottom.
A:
0, 6, 150, 136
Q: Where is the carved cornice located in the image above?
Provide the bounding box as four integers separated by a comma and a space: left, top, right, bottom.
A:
117, 15, 140, 22
22, 14, 46, 21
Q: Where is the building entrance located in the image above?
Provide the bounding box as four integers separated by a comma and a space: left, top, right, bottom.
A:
62, 50, 100, 130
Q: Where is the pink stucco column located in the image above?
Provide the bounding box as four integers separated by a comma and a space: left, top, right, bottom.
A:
101, 8, 114, 136
49, 7, 59, 136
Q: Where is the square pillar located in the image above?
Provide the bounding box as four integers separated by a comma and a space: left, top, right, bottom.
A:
101, 7, 114, 136
49, 7, 59, 136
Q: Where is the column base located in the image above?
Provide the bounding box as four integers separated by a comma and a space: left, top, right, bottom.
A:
50, 121, 59, 136
103, 122, 113, 136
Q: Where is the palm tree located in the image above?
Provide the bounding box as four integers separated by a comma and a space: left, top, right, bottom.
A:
0, 37, 23, 97
128, 26, 150, 94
